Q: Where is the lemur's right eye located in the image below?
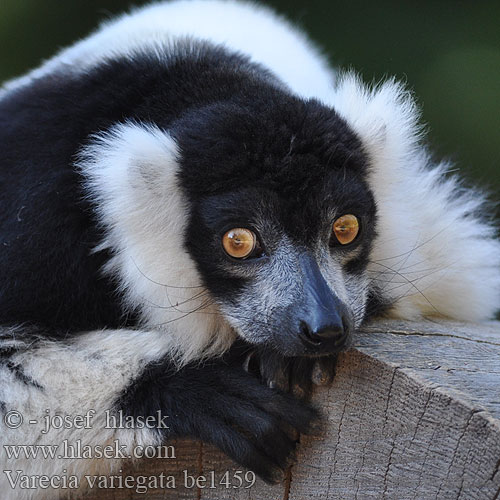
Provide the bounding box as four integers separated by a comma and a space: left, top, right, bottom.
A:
222, 228, 260, 259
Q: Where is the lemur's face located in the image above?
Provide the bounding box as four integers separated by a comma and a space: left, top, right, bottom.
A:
174, 96, 377, 357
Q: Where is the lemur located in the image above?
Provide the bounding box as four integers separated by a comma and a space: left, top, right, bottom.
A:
1, 1, 499, 498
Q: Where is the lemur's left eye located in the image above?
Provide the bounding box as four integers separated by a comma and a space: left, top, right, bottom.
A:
332, 214, 360, 245
222, 228, 261, 259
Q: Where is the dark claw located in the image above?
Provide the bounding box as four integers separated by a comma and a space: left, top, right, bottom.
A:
311, 356, 336, 386
258, 350, 290, 392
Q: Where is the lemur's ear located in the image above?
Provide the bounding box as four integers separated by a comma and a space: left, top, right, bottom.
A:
332, 74, 500, 321
76, 122, 188, 300
78, 122, 181, 206
332, 73, 422, 182
77, 123, 232, 362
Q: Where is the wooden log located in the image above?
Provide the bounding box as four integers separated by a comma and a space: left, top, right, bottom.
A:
81, 320, 500, 500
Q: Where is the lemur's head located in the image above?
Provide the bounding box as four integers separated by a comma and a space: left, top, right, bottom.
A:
175, 96, 376, 357
82, 88, 376, 361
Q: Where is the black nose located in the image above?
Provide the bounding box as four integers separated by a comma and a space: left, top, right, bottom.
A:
299, 315, 348, 347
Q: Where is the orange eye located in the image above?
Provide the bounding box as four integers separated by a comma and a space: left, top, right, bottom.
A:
222, 228, 257, 259
332, 215, 359, 245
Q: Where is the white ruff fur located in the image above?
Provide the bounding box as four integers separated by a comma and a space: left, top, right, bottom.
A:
0, 328, 171, 500
0, 0, 334, 104
330, 75, 500, 320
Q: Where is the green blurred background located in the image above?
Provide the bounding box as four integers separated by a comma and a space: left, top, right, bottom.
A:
1, 0, 499, 205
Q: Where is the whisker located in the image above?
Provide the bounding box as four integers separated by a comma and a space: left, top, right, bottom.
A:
163, 287, 211, 314
154, 298, 218, 327
369, 221, 456, 264
130, 256, 205, 290
365, 260, 441, 315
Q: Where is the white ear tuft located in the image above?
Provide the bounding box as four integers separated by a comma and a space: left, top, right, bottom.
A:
77, 122, 235, 364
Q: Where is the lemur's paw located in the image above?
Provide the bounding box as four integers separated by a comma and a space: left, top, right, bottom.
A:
228, 340, 338, 399
118, 358, 319, 483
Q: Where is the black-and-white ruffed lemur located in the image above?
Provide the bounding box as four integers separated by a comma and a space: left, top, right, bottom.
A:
1, 1, 499, 498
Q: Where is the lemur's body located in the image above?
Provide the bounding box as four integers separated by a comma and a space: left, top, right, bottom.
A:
1, 1, 499, 498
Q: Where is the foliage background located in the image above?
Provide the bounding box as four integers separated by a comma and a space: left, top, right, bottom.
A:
1, 0, 499, 206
